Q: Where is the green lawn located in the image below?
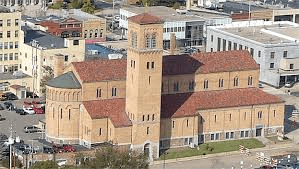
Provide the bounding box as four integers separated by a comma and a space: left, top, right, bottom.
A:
160, 138, 265, 160
266, 136, 292, 143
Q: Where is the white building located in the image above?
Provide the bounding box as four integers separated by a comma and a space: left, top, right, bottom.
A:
120, 6, 231, 49
206, 20, 299, 87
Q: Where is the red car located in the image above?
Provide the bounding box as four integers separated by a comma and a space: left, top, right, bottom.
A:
33, 107, 44, 114
63, 145, 76, 152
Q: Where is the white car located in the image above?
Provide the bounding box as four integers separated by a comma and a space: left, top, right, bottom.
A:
23, 106, 35, 115
57, 159, 67, 166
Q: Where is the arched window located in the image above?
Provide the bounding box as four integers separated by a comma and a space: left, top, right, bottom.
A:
204, 80, 209, 89
234, 77, 239, 87
152, 114, 155, 121
131, 31, 137, 48
84, 30, 88, 38
147, 114, 150, 121
95, 29, 98, 38
219, 78, 224, 88
89, 30, 93, 38
96, 88, 101, 98
145, 33, 157, 49
248, 76, 253, 86
186, 119, 189, 127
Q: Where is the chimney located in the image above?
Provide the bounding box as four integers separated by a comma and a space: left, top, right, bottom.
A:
169, 33, 176, 55
53, 54, 65, 77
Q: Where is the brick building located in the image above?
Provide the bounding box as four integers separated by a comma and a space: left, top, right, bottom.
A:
45, 13, 285, 160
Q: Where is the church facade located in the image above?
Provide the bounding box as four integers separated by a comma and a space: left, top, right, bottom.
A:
45, 13, 285, 160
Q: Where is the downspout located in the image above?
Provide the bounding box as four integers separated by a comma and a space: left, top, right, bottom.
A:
228, 71, 231, 89
251, 105, 253, 137
107, 81, 109, 98
106, 113, 109, 142
267, 104, 271, 136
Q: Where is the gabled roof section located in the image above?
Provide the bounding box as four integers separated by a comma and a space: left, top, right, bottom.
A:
47, 71, 81, 89
83, 99, 132, 128
162, 50, 259, 76
60, 17, 82, 24
161, 88, 284, 118
72, 59, 127, 83
129, 13, 163, 25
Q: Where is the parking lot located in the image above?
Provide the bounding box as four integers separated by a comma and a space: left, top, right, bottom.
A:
0, 98, 45, 148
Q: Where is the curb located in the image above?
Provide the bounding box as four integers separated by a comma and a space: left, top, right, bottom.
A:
150, 143, 297, 165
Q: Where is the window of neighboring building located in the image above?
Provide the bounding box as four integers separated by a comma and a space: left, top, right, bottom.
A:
248, 76, 253, 85
244, 112, 246, 120
173, 82, 179, 92
211, 48, 213, 52
4, 54, 7, 61
240, 131, 244, 138
95, 29, 98, 38
225, 132, 234, 139
214, 115, 217, 122
229, 114, 232, 121
290, 64, 294, 70
283, 51, 288, 58
7, 19, 11, 26
60, 109, 62, 119
258, 51, 261, 57
258, 111, 262, 119
14, 41, 18, 48
112, 87, 117, 96
217, 38, 221, 51
245, 46, 248, 50
239, 44, 243, 50
270, 63, 274, 68
228, 41, 232, 50
233, 77, 239, 87
0, 20, 2, 27
68, 109, 71, 120
211, 35, 213, 42
245, 131, 249, 137
222, 39, 226, 51
148, 76, 151, 84
96, 88, 101, 98
204, 80, 209, 89
73, 40, 79, 45
0, 31, 2, 38
99, 128, 102, 136
186, 119, 189, 127
172, 121, 175, 128
9, 42, 13, 49
250, 48, 254, 57
274, 110, 276, 117
270, 52, 275, 58
219, 79, 224, 88
147, 62, 150, 69
147, 114, 150, 121
64, 55, 68, 62
7, 31, 10, 38
142, 115, 145, 121
9, 53, 13, 60
0, 54, 2, 61
151, 62, 154, 68
14, 53, 18, 60
211, 133, 220, 140
152, 114, 154, 121
234, 43, 237, 50
89, 30, 93, 38
15, 19, 18, 26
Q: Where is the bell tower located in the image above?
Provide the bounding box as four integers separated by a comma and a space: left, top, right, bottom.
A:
126, 13, 163, 160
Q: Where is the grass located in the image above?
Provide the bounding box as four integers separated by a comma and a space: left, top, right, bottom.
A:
160, 138, 265, 160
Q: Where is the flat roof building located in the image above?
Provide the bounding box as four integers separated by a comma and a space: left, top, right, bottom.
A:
206, 20, 299, 87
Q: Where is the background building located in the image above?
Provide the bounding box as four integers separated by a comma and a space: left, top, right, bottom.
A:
206, 20, 299, 87
119, 6, 231, 49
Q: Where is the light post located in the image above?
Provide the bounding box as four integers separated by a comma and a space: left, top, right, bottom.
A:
163, 151, 168, 169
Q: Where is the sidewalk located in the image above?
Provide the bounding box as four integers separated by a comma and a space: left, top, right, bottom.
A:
150, 142, 297, 165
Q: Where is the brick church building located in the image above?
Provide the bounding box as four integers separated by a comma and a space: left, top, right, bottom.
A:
45, 13, 285, 160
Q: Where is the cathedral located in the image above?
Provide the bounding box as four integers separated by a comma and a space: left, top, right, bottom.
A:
45, 13, 284, 160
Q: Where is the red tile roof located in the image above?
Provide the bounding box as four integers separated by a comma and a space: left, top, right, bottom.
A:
161, 88, 284, 118
83, 99, 132, 128
129, 13, 163, 25
163, 50, 259, 76
72, 59, 127, 83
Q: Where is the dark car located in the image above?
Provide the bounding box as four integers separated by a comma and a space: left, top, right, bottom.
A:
43, 146, 54, 154
26, 92, 39, 98
15, 109, 26, 115
24, 126, 40, 133
3, 102, 13, 110
4, 93, 18, 100
53, 144, 64, 153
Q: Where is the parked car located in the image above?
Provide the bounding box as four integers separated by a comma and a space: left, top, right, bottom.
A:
0, 115, 5, 121
258, 83, 264, 88
23, 106, 35, 115
24, 125, 40, 133
63, 145, 76, 152
53, 144, 64, 153
57, 159, 67, 166
33, 107, 44, 114
4, 93, 18, 100
285, 81, 295, 88
0, 92, 7, 101
15, 109, 26, 115
43, 146, 54, 154
3, 102, 15, 110
26, 92, 38, 98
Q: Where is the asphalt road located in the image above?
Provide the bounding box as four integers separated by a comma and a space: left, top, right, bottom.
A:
0, 99, 45, 148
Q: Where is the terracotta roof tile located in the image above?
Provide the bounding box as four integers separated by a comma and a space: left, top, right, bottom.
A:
83, 99, 132, 128
161, 88, 284, 118
163, 50, 259, 76
129, 13, 163, 25
72, 59, 127, 83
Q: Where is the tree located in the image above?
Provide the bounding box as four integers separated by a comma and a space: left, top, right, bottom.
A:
81, 0, 95, 14
49, 2, 63, 9
30, 160, 59, 169
69, 0, 82, 9
75, 146, 149, 169
40, 66, 54, 96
